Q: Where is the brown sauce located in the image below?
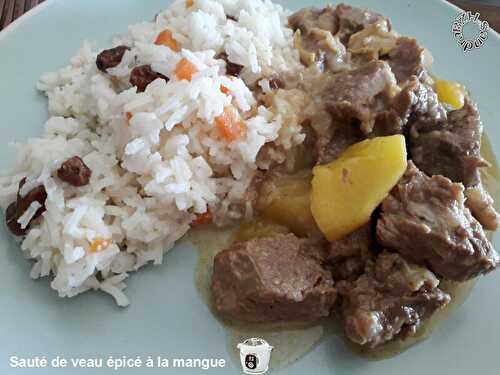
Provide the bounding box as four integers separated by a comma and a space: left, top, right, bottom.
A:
187, 133, 500, 369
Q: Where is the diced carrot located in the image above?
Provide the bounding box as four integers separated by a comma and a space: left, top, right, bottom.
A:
186, 0, 194, 8
214, 106, 247, 142
89, 238, 112, 253
220, 85, 230, 94
175, 58, 198, 81
154, 29, 180, 52
126, 112, 133, 121
191, 211, 213, 226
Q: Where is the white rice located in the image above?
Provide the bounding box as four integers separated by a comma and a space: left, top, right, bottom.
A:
0, 0, 305, 306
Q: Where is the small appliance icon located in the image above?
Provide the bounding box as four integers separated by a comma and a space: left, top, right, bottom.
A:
237, 338, 273, 374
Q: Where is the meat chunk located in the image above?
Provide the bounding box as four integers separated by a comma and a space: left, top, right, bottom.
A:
289, 6, 338, 35
294, 27, 348, 72
329, 222, 375, 281
377, 162, 499, 281
335, 3, 390, 44
323, 60, 397, 134
409, 98, 500, 228
289, 4, 389, 71
329, 222, 373, 260
465, 185, 500, 231
370, 111, 403, 138
96, 45, 130, 73
289, 5, 346, 71
410, 98, 486, 187
387, 37, 424, 84
315, 73, 446, 165
5, 178, 47, 236
337, 251, 450, 347
314, 120, 365, 165
211, 234, 336, 323
392, 77, 446, 126
129, 65, 169, 93
57, 156, 92, 187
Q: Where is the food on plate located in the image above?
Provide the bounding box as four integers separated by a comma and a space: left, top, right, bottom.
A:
258, 171, 317, 237
211, 234, 336, 322
337, 251, 451, 347
1, 0, 499, 356
377, 162, 499, 281
434, 79, 466, 110
311, 135, 407, 241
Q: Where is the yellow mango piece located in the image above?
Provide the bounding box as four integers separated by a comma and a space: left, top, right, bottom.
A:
435, 79, 466, 110
234, 219, 289, 242
261, 171, 318, 237
311, 135, 407, 241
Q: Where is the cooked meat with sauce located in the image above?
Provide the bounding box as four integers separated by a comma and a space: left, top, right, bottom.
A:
206, 2, 500, 353
393, 82, 446, 139
377, 162, 499, 281
410, 99, 487, 188
290, 3, 390, 46
387, 37, 425, 84
335, 3, 390, 44
289, 4, 391, 72
323, 60, 396, 135
409, 97, 500, 230
337, 251, 450, 347
328, 222, 375, 281
465, 184, 500, 231
313, 119, 365, 165
211, 234, 336, 322
313, 74, 443, 165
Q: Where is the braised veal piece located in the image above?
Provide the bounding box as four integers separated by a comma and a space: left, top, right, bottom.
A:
411, 99, 486, 188
377, 162, 499, 281
211, 234, 336, 322
328, 222, 375, 281
337, 251, 450, 347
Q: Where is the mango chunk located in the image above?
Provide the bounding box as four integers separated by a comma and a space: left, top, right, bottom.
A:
261, 171, 318, 237
311, 135, 407, 241
435, 79, 466, 110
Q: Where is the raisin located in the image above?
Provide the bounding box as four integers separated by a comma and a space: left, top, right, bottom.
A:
96, 45, 130, 73
5, 179, 47, 236
57, 156, 92, 187
5, 202, 25, 236
269, 77, 284, 90
215, 52, 244, 77
129, 65, 169, 92
17, 184, 47, 221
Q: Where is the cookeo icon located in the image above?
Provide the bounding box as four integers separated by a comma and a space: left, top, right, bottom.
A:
237, 338, 273, 374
